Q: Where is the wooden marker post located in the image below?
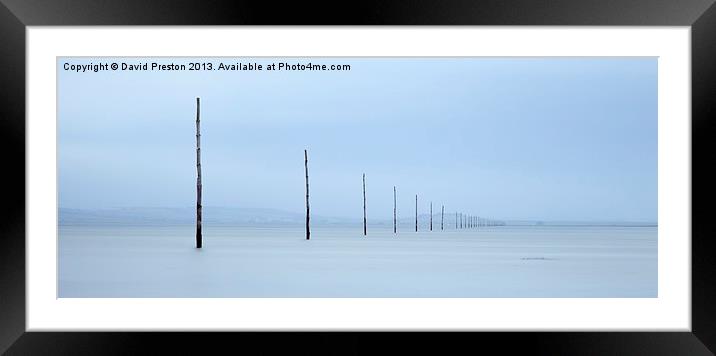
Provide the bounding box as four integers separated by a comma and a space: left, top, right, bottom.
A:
195, 97, 202, 249
363, 173, 367, 236
305, 149, 310, 240
415, 194, 418, 232
393, 186, 397, 234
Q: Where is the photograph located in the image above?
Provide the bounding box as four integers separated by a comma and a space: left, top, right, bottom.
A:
3, 0, 713, 349
58, 56, 657, 298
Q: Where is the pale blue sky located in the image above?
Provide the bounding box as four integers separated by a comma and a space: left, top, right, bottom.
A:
58, 57, 657, 222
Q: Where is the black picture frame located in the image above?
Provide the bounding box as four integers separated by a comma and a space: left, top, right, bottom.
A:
1, 0, 715, 354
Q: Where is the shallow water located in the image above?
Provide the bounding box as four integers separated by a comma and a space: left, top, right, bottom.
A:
58, 225, 657, 297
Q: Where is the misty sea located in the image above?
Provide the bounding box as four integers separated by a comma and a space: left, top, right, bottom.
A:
58, 225, 657, 298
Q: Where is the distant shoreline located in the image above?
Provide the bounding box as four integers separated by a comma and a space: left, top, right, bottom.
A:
58, 207, 657, 228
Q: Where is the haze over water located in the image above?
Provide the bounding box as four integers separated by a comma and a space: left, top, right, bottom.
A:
58, 57, 657, 223
59, 225, 657, 298
58, 57, 658, 297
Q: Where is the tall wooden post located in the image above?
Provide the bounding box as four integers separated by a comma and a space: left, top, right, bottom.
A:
430, 202, 433, 231
305, 149, 310, 240
195, 97, 202, 248
415, 194, 418, 232
362, 173, 367, 236
393, 186, 397, 234
441, 205, 444, 230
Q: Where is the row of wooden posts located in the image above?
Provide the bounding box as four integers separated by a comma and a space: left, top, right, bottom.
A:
194, 98, 502, 248
304, 150, 503, 240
